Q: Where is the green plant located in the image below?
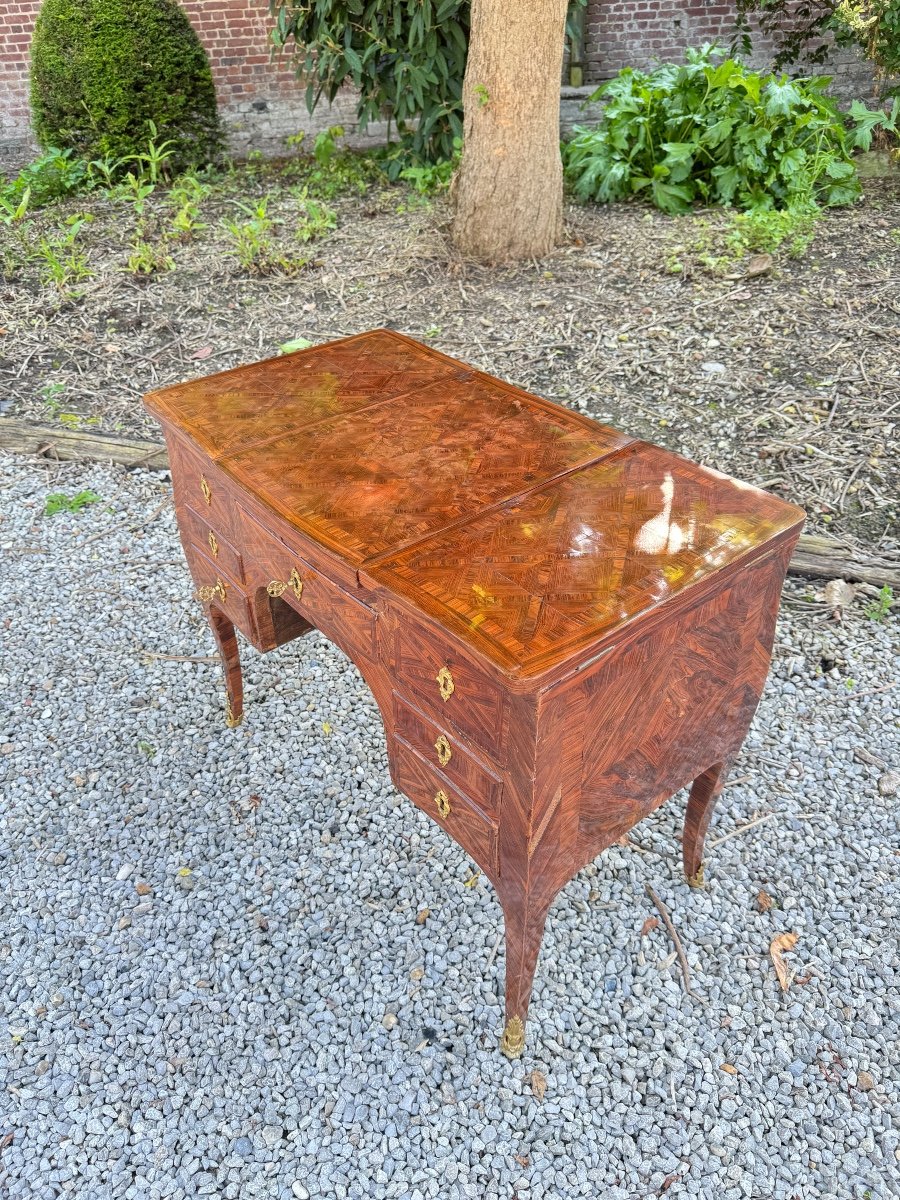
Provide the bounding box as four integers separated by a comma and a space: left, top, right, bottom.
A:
294, 188, 336, 242
1, 146, 89, 209
30, 0, 223, 171
44, 489, 101, 515
727, 201, 821, 257
864, 585, 894, 621
846, 97, 900, 150
40, 380, 66, 415
563, 47, 861, 215
399, 139, 460, 194
168, 173, 209, 240
221, 197, 308, 275
119, 173, 156, 216
126, 236, 174, 276
33, 214, 93, 291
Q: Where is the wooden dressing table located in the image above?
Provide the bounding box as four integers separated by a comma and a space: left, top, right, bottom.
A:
144, 329, 804, 1058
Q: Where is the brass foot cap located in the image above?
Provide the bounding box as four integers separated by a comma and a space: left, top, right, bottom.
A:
687, 863, 706, 889
500, 1015, 525, 1059
224, 698, 243, 728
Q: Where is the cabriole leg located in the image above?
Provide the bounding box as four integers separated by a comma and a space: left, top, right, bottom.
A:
208, 606, 244, 728
683, 760, 731, 887
499, 892, 553, 1059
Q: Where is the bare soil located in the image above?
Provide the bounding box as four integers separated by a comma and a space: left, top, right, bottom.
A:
1, 165, 898, 551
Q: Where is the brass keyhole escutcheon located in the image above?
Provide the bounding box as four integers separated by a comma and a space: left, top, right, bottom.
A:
434, 734, 452, 768
434, 789, 451, 819
436, 666, 454, 701
200, 475, 212, 505
196, 577, 226, 603
208, 531, 219, 558
267, 568, 303, 601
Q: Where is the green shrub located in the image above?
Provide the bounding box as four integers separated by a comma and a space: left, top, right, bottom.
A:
30, 0, 223, 171
563, 46, 861, 214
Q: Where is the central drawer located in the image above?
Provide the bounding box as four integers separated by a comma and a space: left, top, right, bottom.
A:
241, 512, 377, 658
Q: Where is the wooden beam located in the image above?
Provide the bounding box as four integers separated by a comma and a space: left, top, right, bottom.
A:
0, 417, 168, 470
1, 417, 897, 589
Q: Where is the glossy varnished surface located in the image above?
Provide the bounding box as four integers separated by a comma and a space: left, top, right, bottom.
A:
367, 441, 805, 676
145, 331, 805, 1057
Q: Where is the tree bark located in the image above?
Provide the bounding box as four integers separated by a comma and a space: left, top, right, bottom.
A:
452, 0, 569, 262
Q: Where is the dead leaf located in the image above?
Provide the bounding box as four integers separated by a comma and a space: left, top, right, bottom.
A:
529, 1069, 547, 1100
514, 1154, 531, 1168
415, 908, 430, 925
720, 1063, 738, 1075
878, 771, 899, 797
660, 1175, 679, 1193
463, 870, 481, 889
640, 915, 660, 936
756, 889, 773, 913
857, 1070, 875, 1091
745, 253, 773, 278
409, 965, 424, 981
191, 345, 213, 360
769, 932, 799, 991
135, 881, 152, 896
824, 579, 854, 615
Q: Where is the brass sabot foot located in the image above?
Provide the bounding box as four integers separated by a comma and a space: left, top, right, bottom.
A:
500, 1015, 525, 1059
687, 862, 706, 889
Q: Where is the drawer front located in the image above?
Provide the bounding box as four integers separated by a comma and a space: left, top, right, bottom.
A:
391, 739, 498, 875
393, 693, 502, 817
181, 506, 244, 583
393, 621, 506, 759
186, 547, 257, 643
241, 513, 377, 658
168, 437, 239, 538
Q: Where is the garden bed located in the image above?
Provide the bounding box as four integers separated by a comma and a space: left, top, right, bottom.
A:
1, 161, 897, 551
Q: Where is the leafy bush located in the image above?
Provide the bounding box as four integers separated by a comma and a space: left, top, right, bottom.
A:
31, 0, 222, 171
270, 1, 587, 171
563, 47, 861, 214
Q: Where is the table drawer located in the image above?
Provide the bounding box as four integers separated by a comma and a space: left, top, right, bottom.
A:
186, 547, 257, 643
241, 513, 377, 657
168, 436, 239, 538
391, 739, 498, 876
393, 693, 502, 818
181, 506, 244, 583
393, 621, 506, 759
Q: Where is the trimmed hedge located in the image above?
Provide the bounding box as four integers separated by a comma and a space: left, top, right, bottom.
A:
30, 0, 223, 170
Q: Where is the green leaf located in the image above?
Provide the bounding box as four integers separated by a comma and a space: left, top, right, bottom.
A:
279, 337, 315, 355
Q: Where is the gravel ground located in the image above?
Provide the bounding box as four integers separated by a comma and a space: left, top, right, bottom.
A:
1, 453, 898, 1200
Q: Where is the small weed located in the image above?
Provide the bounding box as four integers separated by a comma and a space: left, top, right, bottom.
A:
473, 83, 491, 107
727, 202, 821, 259
864, 585, 894, 622
137, 740, 156, 758
221, 197, 308, 275
33, 215, 93, 293
891, 228, 900, 246
118, 173, 155, 217
122, 122, 176, 186
127, 235, 174, 276
44, 490, 101, 516
40, 380, 66, 416
399, 145, 459, 197
168, 174, 209, 241
293, 188, 336, 242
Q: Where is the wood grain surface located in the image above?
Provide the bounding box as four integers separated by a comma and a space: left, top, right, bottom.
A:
145, 331, 804, 1057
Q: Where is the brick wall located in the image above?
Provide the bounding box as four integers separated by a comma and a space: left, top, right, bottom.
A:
582, 0, 873, 103
0, 0, 877, 173
0, 0, 387, 171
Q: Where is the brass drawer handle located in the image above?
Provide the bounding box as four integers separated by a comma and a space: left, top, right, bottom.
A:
436, 666, 454, 702
434, 789, 451, 819
200, 475, 212, 505
195, 577, 226, 603
267, 567, 303, 601
434, 734, 452, 768
208, 531, 219, 558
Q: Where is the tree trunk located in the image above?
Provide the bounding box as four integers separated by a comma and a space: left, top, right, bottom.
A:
452, 0, 569, 262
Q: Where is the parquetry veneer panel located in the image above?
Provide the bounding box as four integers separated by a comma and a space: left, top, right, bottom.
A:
144, 329, 804, 1058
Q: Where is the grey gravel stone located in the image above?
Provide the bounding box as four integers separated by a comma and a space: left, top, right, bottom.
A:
0, 454, 898, 1200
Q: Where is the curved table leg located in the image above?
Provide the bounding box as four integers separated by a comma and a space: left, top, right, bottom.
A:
499, 891, 554, 1059
208, 605, 244, 728
683, 759, 731, 887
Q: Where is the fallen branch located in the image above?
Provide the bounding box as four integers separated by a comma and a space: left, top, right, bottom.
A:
646, 884, 696, 998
